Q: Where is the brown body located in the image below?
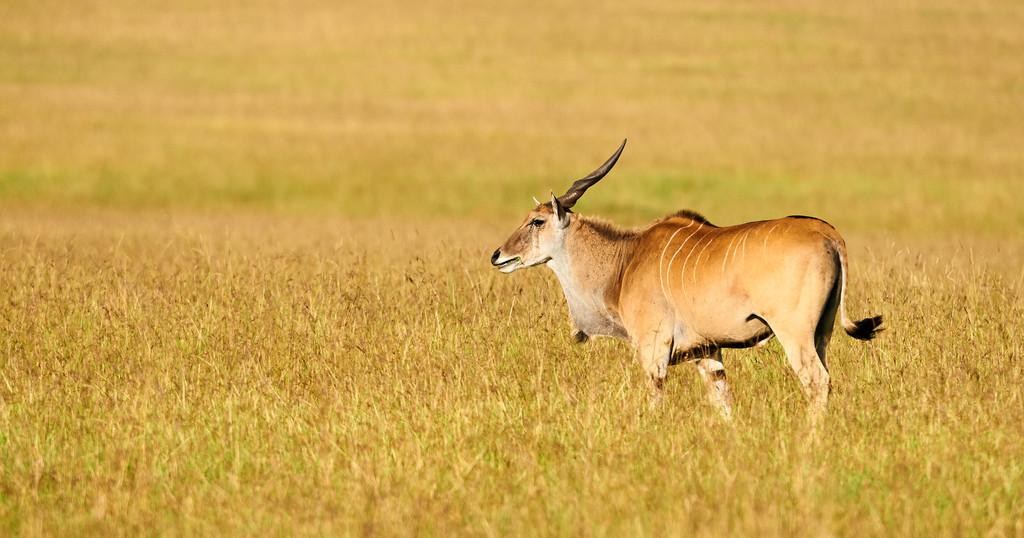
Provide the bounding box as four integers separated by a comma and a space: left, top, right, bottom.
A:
491, 140, 882, 418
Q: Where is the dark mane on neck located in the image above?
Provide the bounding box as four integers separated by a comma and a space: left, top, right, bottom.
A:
663, 209, 715, 226
577, 216, 638, 241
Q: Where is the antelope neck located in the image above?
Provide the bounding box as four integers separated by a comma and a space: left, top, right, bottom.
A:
545, 217, 636, 338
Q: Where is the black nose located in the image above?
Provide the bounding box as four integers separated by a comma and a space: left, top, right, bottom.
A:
490, 249, 500, 265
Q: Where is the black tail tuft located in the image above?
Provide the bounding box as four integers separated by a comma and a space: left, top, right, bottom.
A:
845, 315, 884, 340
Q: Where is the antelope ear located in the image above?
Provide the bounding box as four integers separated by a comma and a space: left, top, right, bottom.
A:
550, 192, 569, 228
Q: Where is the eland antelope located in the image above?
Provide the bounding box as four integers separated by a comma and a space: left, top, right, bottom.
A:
490, 140, 882, 418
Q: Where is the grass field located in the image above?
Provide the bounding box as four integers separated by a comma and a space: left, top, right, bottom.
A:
2, 0, 1024, 535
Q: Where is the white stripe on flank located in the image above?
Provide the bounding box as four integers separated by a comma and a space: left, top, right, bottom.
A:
721, 232, 740, 274
658, 225, 687, 299
739, 229, 752, 264
763, 223, 781, 253
691, 234, 715, 283
728, 230, 743, 266
679, 232, 707, 294
666, 223, 703, 298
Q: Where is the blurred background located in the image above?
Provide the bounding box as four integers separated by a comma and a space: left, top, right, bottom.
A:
4, 2, 1024, 534
2, 0, 1022, 237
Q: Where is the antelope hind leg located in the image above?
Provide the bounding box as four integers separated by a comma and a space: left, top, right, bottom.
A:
776, 332, 831, 422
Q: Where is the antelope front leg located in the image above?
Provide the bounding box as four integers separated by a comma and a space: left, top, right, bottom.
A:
696, 349, 734, 420
634, 323, 674, 409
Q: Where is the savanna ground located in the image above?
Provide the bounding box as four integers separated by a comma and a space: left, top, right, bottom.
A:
1, 0, 1023, 535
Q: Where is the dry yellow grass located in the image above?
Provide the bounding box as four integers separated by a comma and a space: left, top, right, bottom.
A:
1, 212, 1022, 535
1, 0, 1023, 535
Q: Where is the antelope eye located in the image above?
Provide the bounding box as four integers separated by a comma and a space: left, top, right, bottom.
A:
530, 218, 545, 227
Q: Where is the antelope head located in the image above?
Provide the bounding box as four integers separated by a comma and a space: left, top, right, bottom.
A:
490, 139, 626, 273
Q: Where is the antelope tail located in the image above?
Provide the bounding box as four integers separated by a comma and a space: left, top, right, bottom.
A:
834, 237, 884, 340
